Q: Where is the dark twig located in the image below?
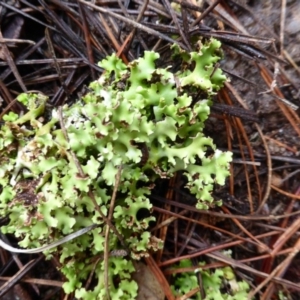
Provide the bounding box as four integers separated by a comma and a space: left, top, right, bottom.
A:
104, 166, 123, 300
45, 28, 71, 102
78, 2, 96, 80
161, 0, 191, 51
0, 257, 43, 298
78, 0, 186, 50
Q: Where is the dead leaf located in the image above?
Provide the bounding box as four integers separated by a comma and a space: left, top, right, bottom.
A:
131, 262, 165, 300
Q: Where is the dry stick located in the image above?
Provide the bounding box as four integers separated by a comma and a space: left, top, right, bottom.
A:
0, 97, 19, 119
156, 176, 176, 262
0, 38, 45, 82
78, 0, 185, 49
116, 0, 149, 57
222, 84, 261, 185
191, 0, 221, 26
98, 13, 128, 64
39, 0, 82, 49
152, 196, 300, 222
0, 31, 27, 92
281, 169, 300, 183
257, 189, 299, 292
154, 206, 269, 265
104, 166, 122, 300
161, 0, 191, 51
151, 209, 189, 232
258, 63, 300, 127
132, 0, 170, 18
176, 218, 197, 258
283, 49, 300, 76
84, 256, 102, 290
220, 86, 258, 209
279, 0, 287, 56
264, 135, 297, 154
262, 218, 300, 299
271, 185, 300, 200
222, 206, 270, 253
206, 250, 300, 293
0, 38, 35, 45
249, 236, 300, 298
225, 82, 269, 211
0, 58, 85, 67
233, 116, 254, 211
207, 0, 248, 34
0, 277, 62, 287
193, 29, 275, 45
0, 235, 40, 295
255, 124, 272, 213
181, 4, 190, 48
78, 2, 96, 80
45, 28, 71, 101
263, 187, 300, 300
163, 238, 296, 275
223, 112, 234, 196
181, 287, 201, 300
117, 0, 131, 16
0, 1, 57, 32
172, 0, 202, 16
227, 0, 278, 39
0, 257, 43, 298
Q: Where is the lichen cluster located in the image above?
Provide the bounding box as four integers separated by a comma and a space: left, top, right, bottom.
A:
0, 39, 232, 299
171, 259, 250, 299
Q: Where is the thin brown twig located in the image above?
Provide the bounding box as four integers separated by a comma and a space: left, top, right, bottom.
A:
0, 31, 27, 92
104, 166, 122, 300
78, 0, 185, 49
261, 188, 300, 299
249, 236, 300, 298
98, 13, 128, 64
192, 0, 221, 26
152, 196, 300, 221
117, 0, 150, 57
222, 206, 270, 253
225, 82, 266, 208
255, 124, 272, 212
78, 2, 96, 80
279, 0, 287, 56
0, 257, 43, 298
161, 0, 191, 51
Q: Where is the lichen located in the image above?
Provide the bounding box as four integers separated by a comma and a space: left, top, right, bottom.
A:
171, 259, 250, 300
0, 39, 232, 298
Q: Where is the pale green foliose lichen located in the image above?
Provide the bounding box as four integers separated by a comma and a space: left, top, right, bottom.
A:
171, 259, 250, 299
0, 39, 232, 299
